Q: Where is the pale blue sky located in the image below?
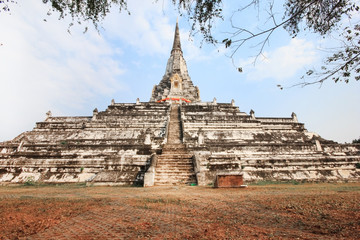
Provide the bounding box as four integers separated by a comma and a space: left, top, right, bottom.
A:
1, 0, 359, 143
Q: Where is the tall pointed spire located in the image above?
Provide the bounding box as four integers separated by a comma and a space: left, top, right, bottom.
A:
172, 18, 182, 53
150, 19, 200, 103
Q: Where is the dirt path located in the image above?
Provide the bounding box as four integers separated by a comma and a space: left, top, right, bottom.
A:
0, 183, 359, 239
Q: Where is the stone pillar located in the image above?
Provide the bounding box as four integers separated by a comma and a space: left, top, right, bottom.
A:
196, 172, 206, 186
196, 86, 200, 100
181, 112, 185, 121
136, 98, 140, 105
46, 110, 52, 121
92, 108, 98, 120
231, 99, 235, 106
144, 154, 157, 187
111, 99, 115, 105
144, 128, 151, 145
315, 140, 322, 151
213, 97, 217, 105
198, 128, 204, 145
250, 109, 255, 120
292, 112, 298, 122
17, 140, 24, 152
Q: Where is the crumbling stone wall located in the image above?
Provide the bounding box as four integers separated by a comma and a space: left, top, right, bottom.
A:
181, 102, 360, 184
0, 102, 170, 185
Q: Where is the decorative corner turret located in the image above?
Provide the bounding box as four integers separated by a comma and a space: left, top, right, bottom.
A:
212, 97, 217, 105
46, 110, 52, 121
292, 112, 298, 122
250, 109, 255, 120
92, 108, 98, 120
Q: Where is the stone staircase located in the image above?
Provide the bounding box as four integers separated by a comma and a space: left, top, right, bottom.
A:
154, 105, 197, 185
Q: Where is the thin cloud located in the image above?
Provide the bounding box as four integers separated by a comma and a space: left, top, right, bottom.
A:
103, 0, 174, 56
240, 38, 318, 81
0, 1, 126, 141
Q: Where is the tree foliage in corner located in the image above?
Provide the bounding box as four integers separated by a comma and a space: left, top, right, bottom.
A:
304, 23, 360, 85
172, 0, 223, 44
281, 0, 360, 86
41, 0, 128, 30
0, 0, 16, 12
178, 0, 360, 86
353, 137, 360, 143
1, 0, 359, 85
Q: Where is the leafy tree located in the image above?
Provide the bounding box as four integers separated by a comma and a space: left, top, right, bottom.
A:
0, 0, 15, 12
1, 0, 359, 86
353, 137, 360, 143
208, 0, 359, 87
178, 0, 360, 87
43, 0, 129, 32
297, 23, 360, 87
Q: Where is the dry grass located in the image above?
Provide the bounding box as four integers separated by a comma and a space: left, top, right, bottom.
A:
0, 183, 359, 239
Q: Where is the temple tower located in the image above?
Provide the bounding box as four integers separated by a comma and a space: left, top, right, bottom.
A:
150, 20, 200, 103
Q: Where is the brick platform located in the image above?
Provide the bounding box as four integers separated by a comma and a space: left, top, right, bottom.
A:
214, 174, 244, 188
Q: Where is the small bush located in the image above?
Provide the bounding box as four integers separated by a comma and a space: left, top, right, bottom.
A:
355, 163, 360, 169
250, 180, 302, 186
24, 176, 36, 186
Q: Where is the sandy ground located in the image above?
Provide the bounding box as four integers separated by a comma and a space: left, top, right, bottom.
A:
0, 183, 359, 239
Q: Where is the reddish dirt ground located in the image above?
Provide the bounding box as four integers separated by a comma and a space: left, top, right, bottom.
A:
0, 183, 359, 239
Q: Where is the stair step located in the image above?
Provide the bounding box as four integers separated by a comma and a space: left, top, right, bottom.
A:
155, 176, 196, 182
156, 165, 194, 171
161, 152, 189, 155
158, 154, 193, 158
156, 169, 194, 173
156, 163, 193, 166
154, 182, 196, 186
157, 160, 193, 164
155, 180, 195, 183
162, 147, 187, 150
158, 156, 192, 158
155, 175, 196, 179
158, 159, 192, 162
157, 168, 194, 172
158, 154, 192, 157
157, 158, 193, 161
155, 176, 196, 180
156, 163, 193, 169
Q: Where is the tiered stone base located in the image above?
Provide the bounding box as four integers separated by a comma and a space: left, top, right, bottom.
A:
1, 101, 359, 186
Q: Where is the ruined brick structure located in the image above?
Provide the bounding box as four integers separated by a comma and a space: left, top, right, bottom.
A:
1, 21, 359, 186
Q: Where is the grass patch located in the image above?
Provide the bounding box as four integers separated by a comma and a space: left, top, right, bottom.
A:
250, 180, 303, 186
17, 182, 89, 189
24, 177, 36, 186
